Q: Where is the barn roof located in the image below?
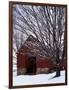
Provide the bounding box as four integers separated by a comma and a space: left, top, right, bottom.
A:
18, 35, 49, 58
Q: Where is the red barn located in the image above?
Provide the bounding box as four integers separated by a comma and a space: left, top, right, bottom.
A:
36, 57, 55, 74
17, 35, 66, 75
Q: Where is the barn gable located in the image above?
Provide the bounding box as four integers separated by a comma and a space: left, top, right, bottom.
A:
17, 35, 47, 57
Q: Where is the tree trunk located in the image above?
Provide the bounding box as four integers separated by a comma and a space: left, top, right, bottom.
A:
55, 48, 61, 77
55, 66, 60, 77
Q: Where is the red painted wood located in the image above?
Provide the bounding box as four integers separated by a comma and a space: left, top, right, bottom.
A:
17, 46, 66, 70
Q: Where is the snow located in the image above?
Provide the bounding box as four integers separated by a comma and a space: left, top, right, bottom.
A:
13, 70, 65, 86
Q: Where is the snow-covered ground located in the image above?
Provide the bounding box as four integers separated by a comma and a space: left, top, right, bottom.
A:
13, 70, 65, 86
13, 58, 65, 86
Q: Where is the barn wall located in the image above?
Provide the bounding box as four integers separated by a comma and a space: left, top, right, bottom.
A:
17, 53, 27, 75
17, 48, 29, 75
36, 58, 54, 68
17, 68, 26, 75
36, 68, 49, 74
17, 53, 26, 68
17, 47, 29, 68
36, 58, 55, 74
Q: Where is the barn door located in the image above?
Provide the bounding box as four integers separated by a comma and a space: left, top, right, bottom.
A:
27, 56, 36, 74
